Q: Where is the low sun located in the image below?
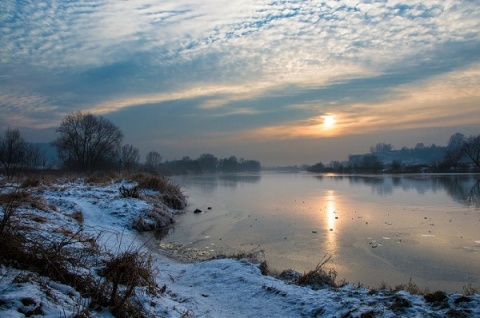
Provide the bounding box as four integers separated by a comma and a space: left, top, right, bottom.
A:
323, 115, 336, 129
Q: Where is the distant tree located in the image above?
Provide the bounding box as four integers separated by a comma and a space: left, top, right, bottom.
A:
219, 156, 239, 172
145, 151, 162, 170
360, 154, 383, 172
370, 143, 393, 153
53, 112, 123, 171
414, 143, 425, 150
464, 135, 480, 169
0, 128, 26, 179
0, 128, 41, 179
390, 160, 402, 173
329, 160, 344, 172
121, 144, 140, 170
442, 133, 466, 170
240, 159, 261, 172
198, 153, 218, 172
307, 162, 325, 173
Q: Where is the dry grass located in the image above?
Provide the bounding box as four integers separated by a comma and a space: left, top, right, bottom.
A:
297, 255, 337, 290
85, 171, 119, 185
394, 278, 428, 295
92, 246, 157, 318
20, 177, 40, 188
463, 283, 478, 296
119, 185, 140, 198
132, 173, 186, 209
0, 189, 33, 234
214, 249, 266, 264
0, 185, 158, 317
70, 211, 84, 224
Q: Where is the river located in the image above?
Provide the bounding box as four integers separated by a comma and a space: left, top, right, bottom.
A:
158, 172, 480, 293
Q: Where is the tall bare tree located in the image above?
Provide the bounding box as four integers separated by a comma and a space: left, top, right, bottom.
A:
0, 128, 40, 179
442, 133, 466, 170
0, 128, 26, 179
145, 151, 162, 170
464, 135, 480, 170
53, 112, 123, 171
121, 144, 140, 170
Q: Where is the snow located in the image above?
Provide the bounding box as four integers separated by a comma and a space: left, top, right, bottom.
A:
1, 178, 480, 317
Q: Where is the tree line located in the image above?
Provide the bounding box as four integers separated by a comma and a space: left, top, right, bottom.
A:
0, 111, 261, 179
308, 133, 480, 174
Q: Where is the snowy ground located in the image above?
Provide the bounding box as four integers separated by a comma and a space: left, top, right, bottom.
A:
1, 177, 479, 317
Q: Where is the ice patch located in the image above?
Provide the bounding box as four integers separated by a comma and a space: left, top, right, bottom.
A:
421, 234, 435, 237
382, 237, 391, 240
475, 240, 480, 244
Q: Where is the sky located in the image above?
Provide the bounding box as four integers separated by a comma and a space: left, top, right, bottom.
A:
1, 0, 479, 166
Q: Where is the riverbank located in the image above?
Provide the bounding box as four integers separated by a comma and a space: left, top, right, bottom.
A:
1, 175, 479, 317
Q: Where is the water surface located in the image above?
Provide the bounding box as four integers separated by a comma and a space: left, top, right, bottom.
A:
160, 172, 480, 292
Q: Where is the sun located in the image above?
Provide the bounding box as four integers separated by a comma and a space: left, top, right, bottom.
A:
323, 115, 336, 129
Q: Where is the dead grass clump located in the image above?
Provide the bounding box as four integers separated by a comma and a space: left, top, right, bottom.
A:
132, 173, 186, 209
119, 185, 140, 198
85, 171, 118, 185
215, 249, 266, 264
424, 291, 448, 303
133, 174, 169, 191
388, 295, 412, 311
29, 197, 50, 212
463, 283, 478, 296
394, 278, 427, 295
101, 249, 157, 317
0, 190, 32, 234
70, 211, 84, 224
259, 260, 269, 276
162, 192, 186, 210
297, 255, 337, 290
23, 213, 49, 224
20, 177, 40, 188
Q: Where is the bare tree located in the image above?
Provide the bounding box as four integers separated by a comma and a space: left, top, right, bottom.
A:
442, 133, 466, 170
464, 135, 480, 170
0, 128, 40, 179
121, 144, 140, 170
0, 128, 26, 179
145, 151, 162, 170
53, 112, 123, 171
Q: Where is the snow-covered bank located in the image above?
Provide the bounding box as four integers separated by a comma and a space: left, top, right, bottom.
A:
1, 177, 479, 317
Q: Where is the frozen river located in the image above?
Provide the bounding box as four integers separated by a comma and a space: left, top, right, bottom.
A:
159, 172, 480, 293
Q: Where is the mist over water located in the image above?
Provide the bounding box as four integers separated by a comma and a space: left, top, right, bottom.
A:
160, 172, 480, 292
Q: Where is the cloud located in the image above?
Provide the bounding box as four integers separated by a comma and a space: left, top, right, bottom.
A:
0, 0, 479, 158
226, 63, 480, 142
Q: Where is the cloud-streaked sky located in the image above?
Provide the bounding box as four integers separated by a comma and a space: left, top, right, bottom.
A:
1, 0, 479, 165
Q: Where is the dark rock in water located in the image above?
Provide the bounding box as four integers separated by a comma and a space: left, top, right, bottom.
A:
207, 207, 212, 210
194, 208, 203, 214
